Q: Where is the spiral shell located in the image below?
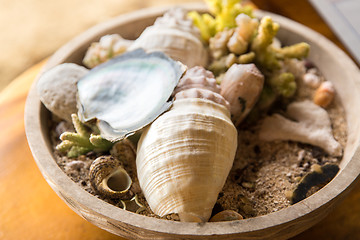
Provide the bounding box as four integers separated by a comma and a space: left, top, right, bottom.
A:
136, 74, 237, 221
89, 156, 132, 199
173, 66, 220, 95
128, 8, 208, 67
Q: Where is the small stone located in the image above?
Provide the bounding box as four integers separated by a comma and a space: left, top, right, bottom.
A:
285, 190, 293, 200
209, 210, 243, 222
311, 163, 322, 173
64, 160, 85, 171
37, 63, 89, 122
241, 182, 255, 189
297, 150, 306, 161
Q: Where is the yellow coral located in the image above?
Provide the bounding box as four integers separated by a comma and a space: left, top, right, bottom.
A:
188, 0, 253, 42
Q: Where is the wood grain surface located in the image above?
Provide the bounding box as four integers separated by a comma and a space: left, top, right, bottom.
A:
1, 1, 359, 239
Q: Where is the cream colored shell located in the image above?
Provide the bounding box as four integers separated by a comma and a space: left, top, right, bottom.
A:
128, 8, 208, 67
136, 98, 237, 222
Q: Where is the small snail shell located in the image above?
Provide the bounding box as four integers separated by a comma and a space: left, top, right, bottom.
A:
89, 156, 132, 199
220, 63, 264, 126
313, 81, 335, 108
110, 139, 137, 164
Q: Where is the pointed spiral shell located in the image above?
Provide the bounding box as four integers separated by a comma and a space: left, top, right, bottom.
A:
136, 98, 237, 222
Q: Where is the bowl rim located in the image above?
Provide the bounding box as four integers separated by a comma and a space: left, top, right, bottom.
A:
25, 3, 360, 238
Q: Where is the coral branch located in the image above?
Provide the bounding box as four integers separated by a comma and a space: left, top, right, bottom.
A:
259, 100, 342, 156
56, 114, 114, 158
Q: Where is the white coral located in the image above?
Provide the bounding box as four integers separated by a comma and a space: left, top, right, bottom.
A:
259, 100, 342, 156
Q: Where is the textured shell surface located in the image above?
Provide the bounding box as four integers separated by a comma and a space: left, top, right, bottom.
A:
136, 98, 237, 222
77, 49, 186, 142
128, 8, 208, 68
89, 156, 132, 199
173, 66, 220, 95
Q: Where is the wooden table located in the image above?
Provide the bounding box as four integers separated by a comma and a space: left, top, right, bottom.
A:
1, 1, 359, 239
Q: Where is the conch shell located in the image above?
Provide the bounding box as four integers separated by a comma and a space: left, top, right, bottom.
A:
136, 67, 237, 222
128, 8, 208, 67
220, 63, 264, 126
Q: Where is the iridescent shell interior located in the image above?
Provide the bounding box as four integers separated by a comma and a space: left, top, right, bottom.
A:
77, 49, 186, 141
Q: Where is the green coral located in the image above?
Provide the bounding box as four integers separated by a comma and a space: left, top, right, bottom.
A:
251, 17, 310, 71
188, 0, 253, 42
56, 114, 114, 158
268, 72, 297, 98
209, 52, 255, 76
275, 42, 310, 60
250, 16, 281, 70
189, 0, 311, 123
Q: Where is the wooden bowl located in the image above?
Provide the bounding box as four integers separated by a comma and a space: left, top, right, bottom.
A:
25, 3, 360, 239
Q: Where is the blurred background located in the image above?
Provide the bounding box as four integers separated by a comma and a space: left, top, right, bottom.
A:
0, 0, 197, 91
1, 0, 354, 92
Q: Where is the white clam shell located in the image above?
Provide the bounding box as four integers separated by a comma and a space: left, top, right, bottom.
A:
77, 49, 186, 142
136, 98, 237, 222
128, 8, 208, 67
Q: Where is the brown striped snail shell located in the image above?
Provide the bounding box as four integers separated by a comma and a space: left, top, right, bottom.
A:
89, 155, 132, 199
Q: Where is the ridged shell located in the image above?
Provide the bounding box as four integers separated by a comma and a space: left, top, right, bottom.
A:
77, 49, 186, 141
89, 156, 132, 199
128, 8, 208, 67
220, 63, 264, 126
136, 98, 237, 222
175, 88, 230, 111
173, 66, 220, 95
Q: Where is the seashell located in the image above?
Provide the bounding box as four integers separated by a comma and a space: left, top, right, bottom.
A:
209, 210, 243, 222
313, 81, 335, 108
173, 66, 220, 95
174, 88, 230, 111
136, 96, 237, 222
220, 63, 264, 126
37, 63, 89, 122
89, 155, 132, 199
77, 49, 186, 142
128, 8, 208, 67
110, 139, 136, 163
83, 34, 134, 68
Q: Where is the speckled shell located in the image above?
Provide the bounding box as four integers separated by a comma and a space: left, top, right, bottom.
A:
128, 8, 208, 67
220, 63, 264, 126
89, 156, 132, 199
136, 97, 237, 222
